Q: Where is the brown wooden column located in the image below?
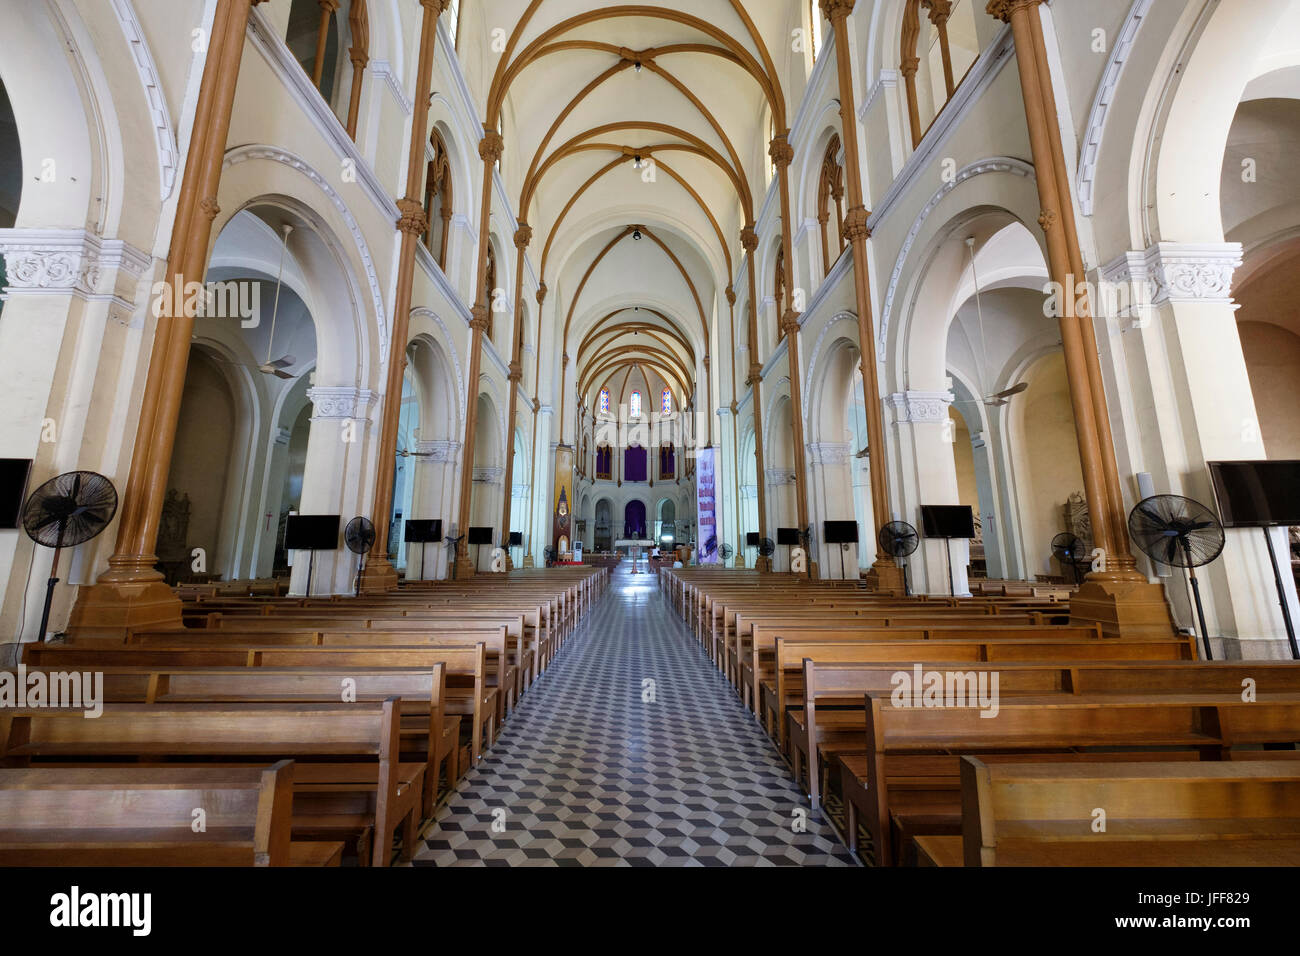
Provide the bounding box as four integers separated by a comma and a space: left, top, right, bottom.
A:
68, 0, 266, 637
358, 0, 448, 592
454, 129, 506, 576
345, 0, 369, 140
988, 0, 1170, 635
741, 226, 772, 572
771, 133, 814, 576
498, 223, 532, 569
822, 0, 906, 593
925, 0, 957, 97
311, 0, 340, 90
900, 1, 923, 147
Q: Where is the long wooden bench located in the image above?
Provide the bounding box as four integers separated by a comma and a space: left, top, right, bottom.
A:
0, 699, 424, 866
913, 758, 1300, 866
839, 691, 1300, 866
0, 762, 343, 866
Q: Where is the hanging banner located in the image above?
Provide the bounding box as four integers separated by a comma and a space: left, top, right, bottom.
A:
552, 444, 574, 553
697, 447, 718, 563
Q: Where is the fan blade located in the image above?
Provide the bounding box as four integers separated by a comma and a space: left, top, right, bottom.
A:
268, 354, 296, 369
1164, 535, 1180, 565
992, 382, 1029, 399
273, 368, 294, 380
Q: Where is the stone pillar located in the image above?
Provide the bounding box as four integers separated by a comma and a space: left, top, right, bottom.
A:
359, 0, 449, 593
741, 227, 772, 571
497, 222, 531, 569
822, 0, 906, 593
67, 0, 268, 638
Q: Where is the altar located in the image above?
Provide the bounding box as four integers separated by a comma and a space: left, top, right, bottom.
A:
613, 538, 653, 554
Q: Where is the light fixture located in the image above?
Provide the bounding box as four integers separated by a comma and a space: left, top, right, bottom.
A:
634, 61, 643, 74
632, 155, 644, 169
632, 228, 642, 240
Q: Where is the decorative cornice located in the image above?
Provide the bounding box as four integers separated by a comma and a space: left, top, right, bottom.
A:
473, 466, 505, 484
0, 228, 151, 314
1100, 242, 1243, 307
765, 468, 796, 486
307, 386, 378, 420
886, 390, 955, 424
415, 439, 460, 463
807, 441, 850, 466
109, 0, 178, 200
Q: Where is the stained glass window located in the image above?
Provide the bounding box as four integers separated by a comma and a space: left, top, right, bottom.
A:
630, 391, 642, 418
599, 387, 610, 415
661, 388, 672, 415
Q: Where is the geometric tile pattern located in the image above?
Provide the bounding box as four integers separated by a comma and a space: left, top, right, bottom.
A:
412, 566, 858, 866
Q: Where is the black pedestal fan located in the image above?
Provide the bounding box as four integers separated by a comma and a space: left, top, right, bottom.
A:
1128, 494, 1226, 660
1050, 532, 1091, 585
878, 520, 920, 595
344, 516, 376, 596
21, 471, 119, 641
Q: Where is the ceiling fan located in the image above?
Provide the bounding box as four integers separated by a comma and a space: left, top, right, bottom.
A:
961, 235, 1026, 408
258, 223, 297, 379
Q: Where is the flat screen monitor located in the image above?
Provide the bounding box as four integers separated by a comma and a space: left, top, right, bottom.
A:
776, 527, 800, 546
404, 519, 442, 543
920, 504, 975, 539
745, 532, 759, 547
823, 520, 859, 544
0, 459, 32, 530
284, 514, 340, 551
467, 526, 494, 546
1208, 460, 1300, 527
508, 531, 523, 547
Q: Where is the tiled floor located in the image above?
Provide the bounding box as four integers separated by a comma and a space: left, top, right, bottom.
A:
412, 564, 858, 866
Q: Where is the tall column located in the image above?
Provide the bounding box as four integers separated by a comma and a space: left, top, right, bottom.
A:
68, 0, 266, 638
345, 0, 369, 140
770, 134, 814, 577
311, 0, 340, 89
455, 128, 506, 576
498, 223, 531, 569
822, 0, 906, 593
741, 226, 772, 572
989, 0, 1171, 635
358, 0, 448, 592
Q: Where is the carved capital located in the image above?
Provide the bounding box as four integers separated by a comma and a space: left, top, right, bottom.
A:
469, 305, 491, 334
780, 310, 802, 336
740, 226, 759, 252
199, 196, 221, 222
746, 362, 763, 386
725, 285, 736, 306
514, 222, 533, 248
730, 400, 739, 415
424, 0, 451, 12
317, 0, 340, 12
507, 361, 523, 383
702, 355, 711, 370
900, 56, 920, 78
1038, 208, 1059, 231
532, 397, 541, 413
820, 0, 856, 23
985, 0, 1042, 24
843, 205, 871, 242
768, 135, 794, 169
396, 197, 428, 235
536, 281, 548, 305
923, 0, 952, 25
562, 351, 570, 368
479, 130, 504, 163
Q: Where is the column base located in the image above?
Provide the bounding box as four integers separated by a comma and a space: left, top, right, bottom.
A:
523, 555, 535, 568
357, 559, 399, 594
1069, 576, 1175, 640
454, 554, 477, 578
754, 555, 772, 573
504, 554, 515, 572
66, 578, 183, 641
862, 562, 906, 596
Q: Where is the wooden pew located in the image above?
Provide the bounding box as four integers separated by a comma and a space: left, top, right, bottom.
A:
912, 758, 1300, 866
0, 762, 343, 866
0, 700, 422, 867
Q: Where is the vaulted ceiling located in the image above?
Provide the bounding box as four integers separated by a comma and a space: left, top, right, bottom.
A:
456, 1, 816, 416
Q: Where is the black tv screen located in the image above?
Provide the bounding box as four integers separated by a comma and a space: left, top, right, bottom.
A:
1209, 460, 1300, 527
404, 519, 442, 543
509, 531, 523, 547
921, 505, 975, 539
467, 526, 494, 546
776, 527, 800, 546
745, 532, 759, 547
285, 514, 340, 551
0, 459, 32, 529
823, 520, 859, 544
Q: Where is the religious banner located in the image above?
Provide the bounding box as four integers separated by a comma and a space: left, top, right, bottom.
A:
697, 447, 718, 563
552, 444, 574, 553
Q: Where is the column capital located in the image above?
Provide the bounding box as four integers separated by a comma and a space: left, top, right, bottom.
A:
536, 281, 548, 304
780, 310, 802, 336
843, 205, 872, 242
985, 0, 1042, 24
923, 0, 953, 24
725, 284, 736, 306
514, 222, 533, 248
469, 304, 491, 334
885, 389, 954, 425
768, 134, 794, 170
479, 129, 504, 163
746, 362, 763, 386
1099, 242, 1243, 307
424, 0, 452, 12
740, 226, 759, 252
317, 0, 340, 12
562, 351, 570, 367
508, 361, 523, 383
396, 197, 428, 235
820, 0, 856, 23
899, 56, 920, 79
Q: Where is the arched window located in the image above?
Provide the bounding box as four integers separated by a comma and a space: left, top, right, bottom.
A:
630, 391, 642, 418
818, 135, 847, 276
661, 388, 672, 415
288, 0, 341, 104
901, 0, 984, 148
483, 243, 497, 343
599, 387, 611, 415
595, 444, 612, 480
423, 129, 452, 269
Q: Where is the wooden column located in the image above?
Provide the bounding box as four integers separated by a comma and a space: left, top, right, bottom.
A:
345, 0, 369, 140
453, 128, 505, 577
822, 0, 906, 593
925, 0, 957, 97
771, 133, 814, 576
68, 0, 267, 637
988, 0, 1170, 635
497, 223, 532, 570
357, 0, 447, 593
741, 226, 772, 572
311, 0, 340, 90
900, 0, 923, 147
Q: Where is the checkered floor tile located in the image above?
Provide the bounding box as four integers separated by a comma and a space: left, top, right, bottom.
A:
411, 565, 858, 867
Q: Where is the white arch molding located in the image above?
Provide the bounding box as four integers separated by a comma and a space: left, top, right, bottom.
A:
108, 0, 180, 200
410, 307, 467, 427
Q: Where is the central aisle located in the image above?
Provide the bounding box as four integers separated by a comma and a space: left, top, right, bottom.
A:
413, 563, 858, 866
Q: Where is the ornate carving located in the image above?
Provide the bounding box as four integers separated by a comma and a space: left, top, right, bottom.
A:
415, 439, 459, 463
807, 442, 850, 466
765, 468, 796, 486
508, 361, 523, 383
469, 305, 491, 334
473, 466, 505, 484
780, 310, 802, 337
199, 196, 221, 221
746, 362, 763, 386
886, 390, 954, 425
843, 205, 872, 242
396, 197, 428, 235
307, 386, 377, 420
1038, 208, 1058, 231
820, 0, 856, 22
740, 226, 759, 252
514, 222, 533, 248
986, 0, 1042, 23
768, 135, 794, 169
479, 130, 504, 163
899, 55, 920, 78
924, 0, 953, 24
725, 285, 736, 307
536, 281, 548, 304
